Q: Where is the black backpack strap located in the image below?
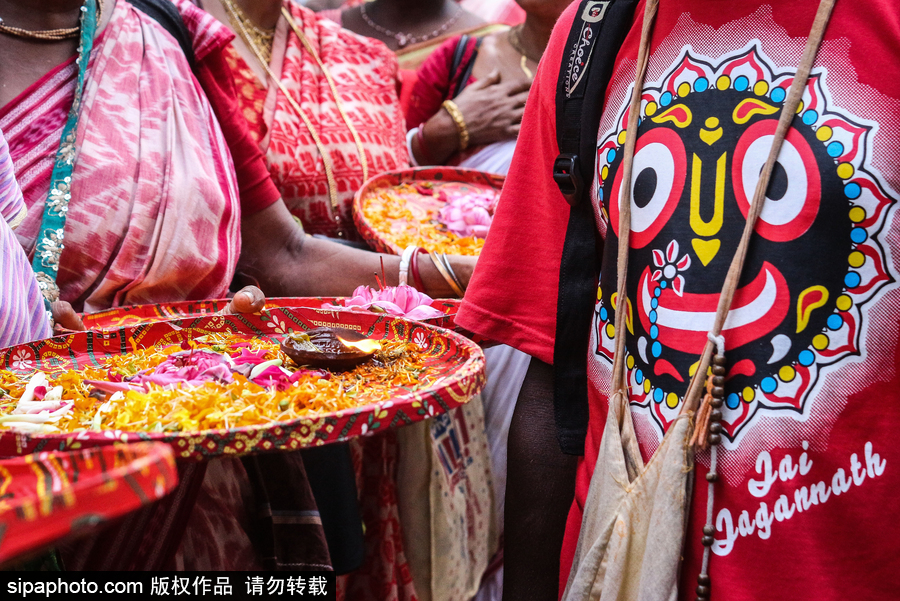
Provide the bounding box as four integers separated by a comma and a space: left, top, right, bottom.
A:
551, 0, 638, 455
127, 0, 197, 67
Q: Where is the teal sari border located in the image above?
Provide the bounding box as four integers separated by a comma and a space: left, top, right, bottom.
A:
32, 0, 98, 305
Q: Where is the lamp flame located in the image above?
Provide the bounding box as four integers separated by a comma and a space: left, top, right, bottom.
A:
337, 337, 382, 353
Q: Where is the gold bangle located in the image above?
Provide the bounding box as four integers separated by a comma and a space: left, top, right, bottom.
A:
441, 99, 470, 151
429, 252, 466, 298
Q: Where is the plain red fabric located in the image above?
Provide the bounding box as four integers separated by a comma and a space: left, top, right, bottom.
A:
459, 1, 900, 599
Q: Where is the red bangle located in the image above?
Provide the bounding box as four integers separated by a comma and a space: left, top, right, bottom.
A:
416, 122, 435, 165
410, 247, 427, 292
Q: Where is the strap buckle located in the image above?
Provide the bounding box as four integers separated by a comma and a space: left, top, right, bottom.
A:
553, 153, 582, 206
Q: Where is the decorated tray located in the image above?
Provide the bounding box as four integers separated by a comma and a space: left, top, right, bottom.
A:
82, 296, 462, 331
0, 442, 177, 566
0, 308, 485, 461
353, 167, 505, 256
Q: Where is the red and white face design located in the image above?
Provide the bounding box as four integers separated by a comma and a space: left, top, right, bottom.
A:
591, 45, 897, 448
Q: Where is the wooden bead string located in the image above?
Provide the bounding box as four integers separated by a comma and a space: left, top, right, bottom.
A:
694, 335, 726, 601
685, 2, 837, 598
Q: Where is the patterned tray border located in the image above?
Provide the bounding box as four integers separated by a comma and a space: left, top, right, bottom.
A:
0, 441, 177, 565
0, 307, 485, 461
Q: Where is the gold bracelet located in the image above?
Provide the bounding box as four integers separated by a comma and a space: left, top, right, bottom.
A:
441, 99, 470, 151
429, 252, 466, 298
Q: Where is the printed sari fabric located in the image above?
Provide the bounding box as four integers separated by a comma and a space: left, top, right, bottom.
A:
0, 128, 50, 348
0, 0, 241, 314
318, 9, 504, 116
230, 2, 408, 240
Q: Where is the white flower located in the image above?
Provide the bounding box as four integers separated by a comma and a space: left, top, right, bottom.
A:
413, 330, 428, 350
651, 240, 691, 297
11, 349, 33, 371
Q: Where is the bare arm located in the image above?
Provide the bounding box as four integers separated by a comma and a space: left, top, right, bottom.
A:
238, 200, 476, 298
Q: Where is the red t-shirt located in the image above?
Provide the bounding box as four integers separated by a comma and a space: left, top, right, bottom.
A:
457, 0, 900, 598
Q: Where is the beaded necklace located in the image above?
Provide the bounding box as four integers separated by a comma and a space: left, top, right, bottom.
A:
31, 0, 98, 310
360, 1, 462, 49
0, 0, 101, 41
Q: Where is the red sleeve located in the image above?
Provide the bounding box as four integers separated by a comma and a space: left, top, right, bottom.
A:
405, 35, 464, 128
455, 4, 579, 365
193, 46, 281, 216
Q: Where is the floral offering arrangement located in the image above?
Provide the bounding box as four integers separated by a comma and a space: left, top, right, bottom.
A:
0, 332, 428, 436
436, 191, 495, 239
360, 182, 497, 256
321, 284, 446, 321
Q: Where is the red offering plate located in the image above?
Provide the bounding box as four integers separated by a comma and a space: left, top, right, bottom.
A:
353, 167, 505, 256
82, 297, 462, 332
0, 442, 177, 566
0, 307, 485, 461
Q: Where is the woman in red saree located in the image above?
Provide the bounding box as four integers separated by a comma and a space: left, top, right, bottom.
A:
321, 0, 503, 115
404, 2, 573, 599
199, 0, 408, 241
199, 2, 423, 596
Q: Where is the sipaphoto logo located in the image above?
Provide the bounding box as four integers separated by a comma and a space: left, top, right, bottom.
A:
582, 0, 611, 23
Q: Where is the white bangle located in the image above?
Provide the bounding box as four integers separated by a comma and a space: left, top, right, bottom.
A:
406, 127, 421, 167
399, 245, 419, 286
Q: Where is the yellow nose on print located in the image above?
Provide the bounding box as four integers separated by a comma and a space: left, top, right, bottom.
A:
699, 117, 723, 146
692, 238, 720, 266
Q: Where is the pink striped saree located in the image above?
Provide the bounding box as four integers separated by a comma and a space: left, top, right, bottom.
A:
0, 128, 51, 348
1, 0, 240, 313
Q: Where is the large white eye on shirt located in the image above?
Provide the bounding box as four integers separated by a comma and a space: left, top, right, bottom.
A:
610, 127, 687, 248
732, 119, 822, 242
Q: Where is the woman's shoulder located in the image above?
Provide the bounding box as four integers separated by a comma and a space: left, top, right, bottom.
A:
291, 2, 396, 60
167, 0, 235, 61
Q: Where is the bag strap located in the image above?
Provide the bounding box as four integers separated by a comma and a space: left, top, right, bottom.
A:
449, 34, 482, 98
455, 38, 481, 96
550, 0, 638, 455
610, 0, 659, 408
127, 0, 197, 67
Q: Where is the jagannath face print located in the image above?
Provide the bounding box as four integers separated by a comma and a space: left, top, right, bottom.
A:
592, 43, 898, 447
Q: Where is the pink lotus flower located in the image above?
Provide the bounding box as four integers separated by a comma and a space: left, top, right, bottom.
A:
322, 285, 444, 320
437, 192, 496, 238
